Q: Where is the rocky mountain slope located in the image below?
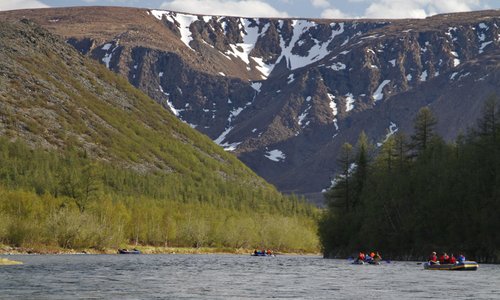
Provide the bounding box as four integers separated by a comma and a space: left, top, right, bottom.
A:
0, 18, 281, 198
1, 7, 499, 202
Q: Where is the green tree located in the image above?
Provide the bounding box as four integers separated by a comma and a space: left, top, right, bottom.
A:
411, 107, 438, 154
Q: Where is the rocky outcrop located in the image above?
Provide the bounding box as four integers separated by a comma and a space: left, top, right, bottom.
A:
1, 7, 498, 202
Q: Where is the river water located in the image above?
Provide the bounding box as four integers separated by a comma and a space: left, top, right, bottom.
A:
1, 254, 499, 299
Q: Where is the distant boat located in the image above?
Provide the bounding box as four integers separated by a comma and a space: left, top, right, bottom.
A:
251, 251, 274, 257
118, 249, 141, 254
423, 261, 478, 271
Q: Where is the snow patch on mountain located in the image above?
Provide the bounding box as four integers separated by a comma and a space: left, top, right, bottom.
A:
159, 85, 181, 116
450, 51, 460, 67
478, 22, 489, 30
250, 21, 346, 76
251, 82, 262, 92
479, 41, 493, 54
265, 149, 286, 162
226, 19, 263, 64
373, 80, 391, 101
102, 43, 112, 51
329, 62, 346, 71
377, 121, 399, 147
328, 93, 337, 117
214, 126, 241, 151
151, 10, 197, 51
298, 105, 311, 128
345, 93, 354, 112
101, 42, 118, 69
420, 70, 428, 82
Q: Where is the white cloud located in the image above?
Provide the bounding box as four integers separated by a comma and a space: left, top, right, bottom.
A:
362, 0, 484, 19
311, 0, 330, 8
0, 0, 48, 11
160, 0, 289, 18
321, 7, 350, 18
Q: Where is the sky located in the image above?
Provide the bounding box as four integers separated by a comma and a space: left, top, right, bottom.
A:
0, 0, 498, 19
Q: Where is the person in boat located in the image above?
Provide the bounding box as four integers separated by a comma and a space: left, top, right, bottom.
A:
254, 249, 259, 256
266, 249, 272, 256
439, 252, 450, 264
457, 254, 466, 263
449, 254, 457, 264
356, 252, 365, 263
364, 252, 374, 263
374, 252, 382, 262
429, 251, 438, 264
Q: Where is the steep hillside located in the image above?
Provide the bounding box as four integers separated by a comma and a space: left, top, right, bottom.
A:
0, 19, 318, 251
0, 18, 294, 207
3, 7, 498, 201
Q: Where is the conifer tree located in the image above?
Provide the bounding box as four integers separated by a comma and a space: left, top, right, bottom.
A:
477, 94, 499, 140
411, 107, 437, 154
352, 131, 371, 208
325, 143, 354, 212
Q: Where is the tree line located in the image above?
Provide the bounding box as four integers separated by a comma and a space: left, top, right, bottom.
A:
0, 138, 318, 252
319, 95, 500, 263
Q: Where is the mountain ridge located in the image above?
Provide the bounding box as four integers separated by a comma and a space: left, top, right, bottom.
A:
2, 7, 498, 203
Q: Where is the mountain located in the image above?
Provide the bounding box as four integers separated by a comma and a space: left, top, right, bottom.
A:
0, 18, 319, 251
0, 17, 290, 207
3, 7, 498, 202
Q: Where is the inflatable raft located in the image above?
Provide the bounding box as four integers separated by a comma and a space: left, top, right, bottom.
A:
118, 249, 141, 254
423, 261, 478, 271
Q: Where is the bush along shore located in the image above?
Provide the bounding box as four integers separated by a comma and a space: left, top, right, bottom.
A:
0, 136, 319, 254
0, 244, 318, 256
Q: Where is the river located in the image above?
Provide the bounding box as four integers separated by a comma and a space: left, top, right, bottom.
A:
1, 254, 499, 299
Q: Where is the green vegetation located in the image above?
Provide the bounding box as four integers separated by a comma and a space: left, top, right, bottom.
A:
0, 137, 318, 252
0, 21, 319, 253
319, 96, 500, 262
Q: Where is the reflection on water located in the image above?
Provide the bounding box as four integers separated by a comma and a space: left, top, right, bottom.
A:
1, 254, 499, 299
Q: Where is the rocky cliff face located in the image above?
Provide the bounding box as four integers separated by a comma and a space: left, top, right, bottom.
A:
1, 7, 499, 202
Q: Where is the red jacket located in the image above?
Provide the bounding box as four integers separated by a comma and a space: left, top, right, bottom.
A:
449, 256, 456, 264
429, 254, 437, 262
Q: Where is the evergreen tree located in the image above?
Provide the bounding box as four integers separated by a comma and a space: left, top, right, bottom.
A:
411, 107, 437, 154
325, 143, 354, 212
477, 94, 499, 140
352, 131, 372, 208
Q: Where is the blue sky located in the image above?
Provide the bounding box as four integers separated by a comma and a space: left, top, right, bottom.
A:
0, 0, 498, 18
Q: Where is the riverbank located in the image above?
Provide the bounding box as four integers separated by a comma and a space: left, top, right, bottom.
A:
0, 244, 319, 256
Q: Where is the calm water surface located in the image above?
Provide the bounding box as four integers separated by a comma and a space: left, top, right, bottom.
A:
1, 254, 499, 299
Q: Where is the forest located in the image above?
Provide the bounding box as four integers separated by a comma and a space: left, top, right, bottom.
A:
0, 138, 318, 252
319, 95, 500, 263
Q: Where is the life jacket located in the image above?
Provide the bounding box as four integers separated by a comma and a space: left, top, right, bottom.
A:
444, 255, 450, 264
429, 254, 437, 262
449, 256, 456, 264
439, 255, 445, 263
358, 252, 365, 260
